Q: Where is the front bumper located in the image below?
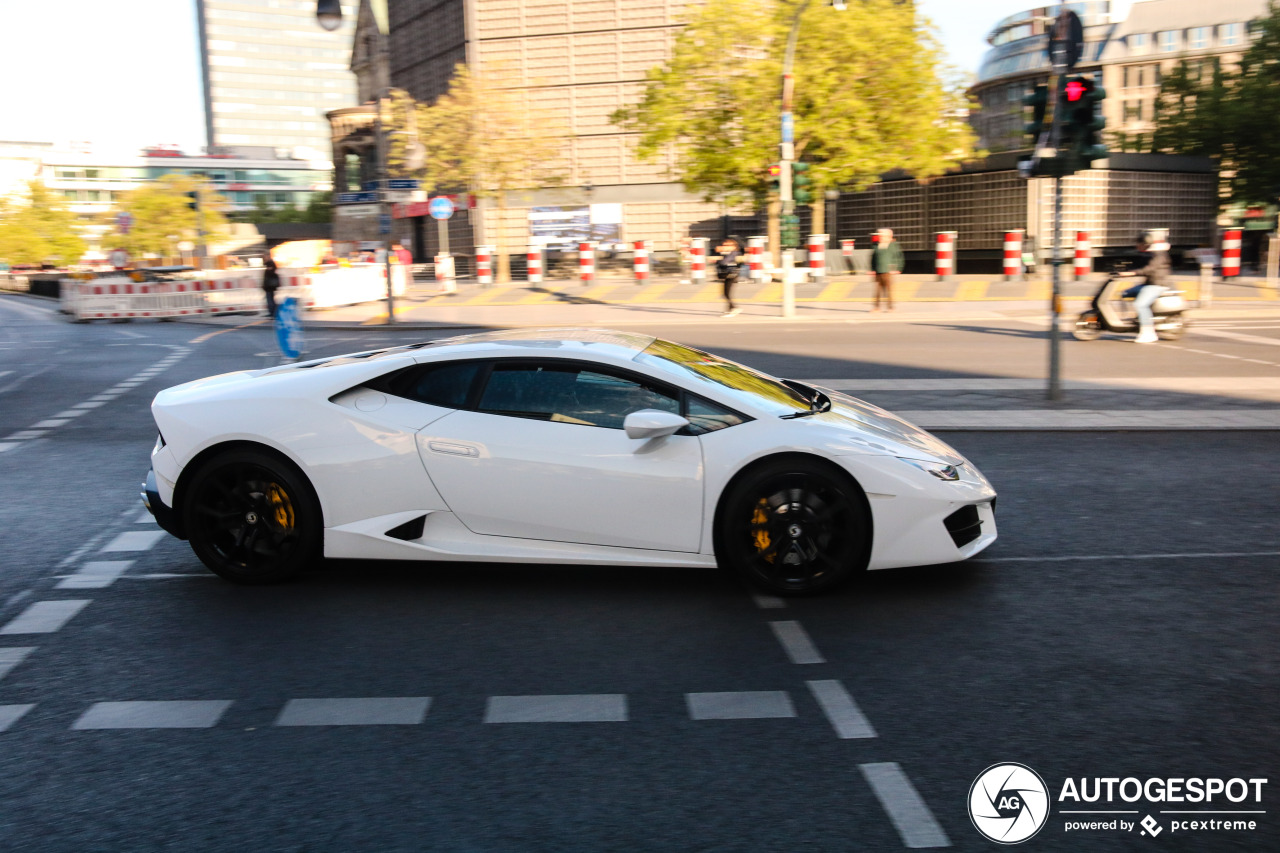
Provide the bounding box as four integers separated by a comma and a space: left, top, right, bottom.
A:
142, 469, 185, 540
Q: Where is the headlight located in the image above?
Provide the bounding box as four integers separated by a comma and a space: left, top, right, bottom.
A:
898, 457, 960, 481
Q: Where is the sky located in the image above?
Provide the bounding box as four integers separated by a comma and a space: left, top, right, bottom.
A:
0, 0, 1138, 157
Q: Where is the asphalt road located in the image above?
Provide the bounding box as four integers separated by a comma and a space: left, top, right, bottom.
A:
0, 294, 1277, 851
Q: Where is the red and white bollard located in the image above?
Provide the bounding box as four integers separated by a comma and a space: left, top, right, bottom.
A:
807, 233, 827, 284
578, 242, 595, 284
1003, 230, 1023, 281
935, 231, 956, 281
1074, 231, 1091, 279
748, 236, 766, 282
841, 238, 855, 275
475, 245, 493, 287
526, 244, 542, 284
1222, 229, 1242, 277
434, 252, 456, 293
633, 240, 649, 283
690, 237, 707, 283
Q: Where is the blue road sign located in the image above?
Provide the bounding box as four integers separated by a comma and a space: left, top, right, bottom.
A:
336, 191, 378, 204
429, 196, 455, 220
274, 297, 304, 360
387, 178, 420, 190
781, 113, 794, 144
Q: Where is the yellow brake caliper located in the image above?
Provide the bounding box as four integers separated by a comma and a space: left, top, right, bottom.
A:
267, 484, 295, 530
751, 499, 774, 563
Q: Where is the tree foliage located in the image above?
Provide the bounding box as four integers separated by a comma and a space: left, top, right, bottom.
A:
612, 0, 977, 237
0, 181, 86, 265
230, 191, 333, 225
1153, 0, 1280, 202
110, 174, 229, 257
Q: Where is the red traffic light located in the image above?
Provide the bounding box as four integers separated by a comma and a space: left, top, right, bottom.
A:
1065, 79, 1086, 101
767, 164, 782, 177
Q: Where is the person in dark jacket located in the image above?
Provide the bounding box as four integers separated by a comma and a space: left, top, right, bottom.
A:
871, 228, 904, 312
1119, 231, 1170, 343
715, 237, 743, 317
262, 255, 280, 319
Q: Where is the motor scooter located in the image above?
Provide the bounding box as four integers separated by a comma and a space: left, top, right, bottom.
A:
1071, 270, 1189, 341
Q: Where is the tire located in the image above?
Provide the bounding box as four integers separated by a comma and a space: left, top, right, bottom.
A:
1156, 316, 1186, 341
716, 457, 871, 596
183, 449, 321, 584
1071, 313, 1103, 342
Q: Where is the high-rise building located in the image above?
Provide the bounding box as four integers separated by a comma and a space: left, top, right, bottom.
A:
196, 0, 359, 160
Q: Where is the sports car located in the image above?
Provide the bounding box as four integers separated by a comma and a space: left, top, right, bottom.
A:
143, 329, 996, 595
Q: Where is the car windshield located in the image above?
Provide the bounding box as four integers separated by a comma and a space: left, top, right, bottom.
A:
636, 338, 812, 415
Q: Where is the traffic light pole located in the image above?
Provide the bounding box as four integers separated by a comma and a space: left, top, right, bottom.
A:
776, 0, 810, 319
1049, 175, 1063, 401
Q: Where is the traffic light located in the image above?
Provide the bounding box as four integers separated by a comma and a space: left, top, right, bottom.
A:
767, 162, 784, 197
792, 161, 812, 205
1024, 84, 1049, 145
781, 213, 801, 248
185, 191, 199, 211
1065, 75, 1107, 169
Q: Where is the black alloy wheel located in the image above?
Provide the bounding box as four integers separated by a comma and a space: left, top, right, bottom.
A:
184, 449, 320, 584
718, 458, 870, 596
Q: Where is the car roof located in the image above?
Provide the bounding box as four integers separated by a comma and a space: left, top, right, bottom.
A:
414, 328, 658, 363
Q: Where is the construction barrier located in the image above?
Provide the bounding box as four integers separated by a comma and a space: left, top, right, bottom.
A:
1003, 230, 1023, 282
1222, 230, 1242, 277
633, 240, 649, 283
526, 245, 543, 284
435, 253, 456, 293
475, 245, 493, 286
579, 242, 595, 284
690, 237, 707, 283
936, 232, 956, 281
1074, 232, 1091, 279
748, 236, 766, 282
807, 234, 827, 283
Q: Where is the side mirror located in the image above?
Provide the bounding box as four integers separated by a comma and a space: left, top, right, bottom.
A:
623, 409, 689, 440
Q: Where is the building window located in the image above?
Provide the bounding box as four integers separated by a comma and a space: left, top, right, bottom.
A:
1125, 101, 1143, 121
1129, 32, 1149, 54
1220, 22, 1242, 46
1189, 26, 1210, 49
1158, 30, 1179, 52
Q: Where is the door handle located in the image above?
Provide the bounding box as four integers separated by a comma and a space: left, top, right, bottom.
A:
427, 440, 479, 458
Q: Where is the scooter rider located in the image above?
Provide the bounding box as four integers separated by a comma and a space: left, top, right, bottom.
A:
1117, 230, 1170, 344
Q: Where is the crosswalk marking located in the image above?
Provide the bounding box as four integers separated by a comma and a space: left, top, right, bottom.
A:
807, 680, 878, 739
57, 560, 134, 590
769, 620, 825, 664
275, 697, 432, 726
860, 763, 952, 848
484, 694, 628, 723
73, 700, 233, 730
686, 691, 796, 720
101, 531, 165, 552
0, 704, 35, 732
0, 647, 35, 682
0, 600, 90, 635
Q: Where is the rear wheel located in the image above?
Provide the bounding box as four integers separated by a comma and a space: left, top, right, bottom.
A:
183, 449, 320, 584
1071, 313, 1103, 341
717, 458, 870, 596
1156, 315, 1186, 341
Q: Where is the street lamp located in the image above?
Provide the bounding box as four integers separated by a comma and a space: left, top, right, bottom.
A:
315, 0, 343, 31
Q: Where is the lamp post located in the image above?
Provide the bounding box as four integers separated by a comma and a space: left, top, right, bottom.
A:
778, 0, 844, 317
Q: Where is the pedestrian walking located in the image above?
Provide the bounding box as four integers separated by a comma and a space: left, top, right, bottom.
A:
261, 255, 280, 319
715, 237, 743, 317
871, 228, 903, 312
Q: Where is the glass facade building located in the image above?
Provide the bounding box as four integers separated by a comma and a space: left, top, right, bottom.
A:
196, 0, 359, 159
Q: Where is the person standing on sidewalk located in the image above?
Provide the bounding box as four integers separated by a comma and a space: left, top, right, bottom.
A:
871, 228, 903, 312
261, 255, 280, 319
1118, 230, 1170, 344
716, 237, 743, 317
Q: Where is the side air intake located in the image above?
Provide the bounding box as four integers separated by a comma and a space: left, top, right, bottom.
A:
943, 505, 982, 548
385, 515, 427, 541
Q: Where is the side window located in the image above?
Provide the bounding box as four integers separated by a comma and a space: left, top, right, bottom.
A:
476, 363, 680, 429
377, 360, 481, 409
564, 370, 679, 429
478, 363, 577, 421
684, 395, 747, 436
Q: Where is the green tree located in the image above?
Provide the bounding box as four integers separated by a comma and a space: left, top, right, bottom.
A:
413, 64, 566, 282
612, 0, 977, 260
111, 174, 228, 257
0, 181, 86, 265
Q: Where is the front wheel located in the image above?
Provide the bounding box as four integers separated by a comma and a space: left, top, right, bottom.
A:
183, 449, 321, 584
1071, 313, 1103, 341
1156, 315, 1187, 341
716, 458, 870, 596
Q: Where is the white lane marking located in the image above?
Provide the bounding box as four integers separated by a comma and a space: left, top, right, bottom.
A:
0, 704, 35, 732
484, 694, 628, 723
54, 410, 88, 418
807, 680, 878, 739
5, 431, 46, 440
114, 330, 144, 339
983, 550, 1280, 563
101, 530, 166, 552
31, 419, 69, 429
132, 573, 218, 580
73, 401, 107, 409
0, 371, 10, 379
0, 647, 36, 682
0, 442, 18, 453
275, 697, 432, 726
73, 700, 232, 730
769, 620, 825, 664
752, 594, 787, 609
0, 600, 91, 634
686, 691, 796, 720
57, 560, 134, 590
136, 509, 156, 523
860, 763, 952, 848
1192, 327, 1280, 347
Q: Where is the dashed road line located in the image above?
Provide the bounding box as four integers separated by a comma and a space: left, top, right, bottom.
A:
984, 549, 1280, 562
0, 704, 35, 733
0, 600, 91, 635
73, 700, 233, 730
56, 560, 134, 590
101, 530, 166, 552
769, 620, 826, 664
275, 697, 432, 727
860, 763, 952, 848
686, 691, 796, 720
0, 647, 35, 682
751, 593, 787, 609
484, 694, 628, 723
807, 679, 878, 739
